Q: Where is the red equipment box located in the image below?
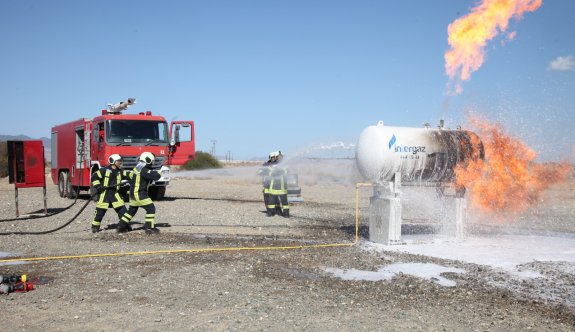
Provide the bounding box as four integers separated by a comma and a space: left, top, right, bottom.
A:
8, 140, 46, 188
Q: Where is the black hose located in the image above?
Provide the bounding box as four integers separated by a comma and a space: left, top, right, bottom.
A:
0, 183, 122, 236
0, 197, 80, 223
0, 199, 92, 236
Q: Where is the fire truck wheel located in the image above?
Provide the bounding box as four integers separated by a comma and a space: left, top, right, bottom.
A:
156, 187, 166, 200
66, 174, 78, 199
58, 172, 69, 198
148, 186, 166, 200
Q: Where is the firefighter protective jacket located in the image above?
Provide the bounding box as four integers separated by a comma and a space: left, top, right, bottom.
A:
258, 163, 289, 195
128, 163, 161, 205
91, 166, 131, 208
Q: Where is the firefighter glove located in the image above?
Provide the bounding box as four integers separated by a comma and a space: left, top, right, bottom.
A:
136, 162, 146, 171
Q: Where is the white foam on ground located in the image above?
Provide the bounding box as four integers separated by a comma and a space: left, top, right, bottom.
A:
377, 234, 575, 270
326, 263, 465, 287
327, 234, 575, 287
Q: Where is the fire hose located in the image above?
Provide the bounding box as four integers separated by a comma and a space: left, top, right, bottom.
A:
0, 184, 366, 264
0, 195, 81, 223
0, 182, 127, 236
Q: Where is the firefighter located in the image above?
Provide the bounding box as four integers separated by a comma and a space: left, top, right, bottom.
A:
258, 151, 290, 218
90, 154, 132, 233
122, 152, 162, 234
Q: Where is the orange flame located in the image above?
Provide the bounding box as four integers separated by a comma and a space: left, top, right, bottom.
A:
445, 0, 542, 94
454, 116, 572, 220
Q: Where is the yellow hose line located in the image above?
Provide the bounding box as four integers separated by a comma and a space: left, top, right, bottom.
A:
0, 243, 355, 263
0, 184, 373, 263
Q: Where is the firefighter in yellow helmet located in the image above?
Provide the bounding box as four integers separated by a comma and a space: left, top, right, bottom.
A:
90, 154, 132, 233
258, 150, 290, 217
122, 152, 162, 234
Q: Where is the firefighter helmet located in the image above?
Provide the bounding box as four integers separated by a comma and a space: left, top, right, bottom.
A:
268, 150, 282, 159
108, 154, 122, 165
139, 152, 155, 165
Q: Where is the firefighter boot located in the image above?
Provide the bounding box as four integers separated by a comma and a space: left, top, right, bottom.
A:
117, 221, 132, 233
91, 226, 101, 233
145, 223, 160, 235
266, 205, 275, 216
282, 209, 290, 218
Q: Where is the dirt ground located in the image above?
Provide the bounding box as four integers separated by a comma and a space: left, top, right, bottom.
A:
0, 164, 574, 331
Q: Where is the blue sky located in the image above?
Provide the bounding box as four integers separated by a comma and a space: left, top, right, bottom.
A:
1, 0, 573, 160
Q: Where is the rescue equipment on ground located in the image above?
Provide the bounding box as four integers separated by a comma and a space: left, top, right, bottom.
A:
0, 274, 34, 294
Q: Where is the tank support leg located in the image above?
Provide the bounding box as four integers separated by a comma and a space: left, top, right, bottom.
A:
454, 187, 467, 241
368, 172, 404, 245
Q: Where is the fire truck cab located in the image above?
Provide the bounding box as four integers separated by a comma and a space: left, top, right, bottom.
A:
51, 98, 195, 200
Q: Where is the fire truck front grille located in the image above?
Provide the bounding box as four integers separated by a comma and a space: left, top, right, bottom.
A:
121, 156, 166, 170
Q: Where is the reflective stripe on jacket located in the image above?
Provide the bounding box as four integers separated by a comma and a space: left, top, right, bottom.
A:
259, 164, 288, 195
91, 166, 130, 208
129, 164, 161, 205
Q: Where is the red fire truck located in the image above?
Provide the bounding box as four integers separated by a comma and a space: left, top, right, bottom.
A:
50, 98, 195, 200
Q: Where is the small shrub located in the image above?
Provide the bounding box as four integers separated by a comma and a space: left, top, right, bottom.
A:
180, 151, 222, 170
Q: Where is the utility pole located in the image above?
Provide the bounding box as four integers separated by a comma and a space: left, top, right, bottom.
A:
210, 140, 217, 157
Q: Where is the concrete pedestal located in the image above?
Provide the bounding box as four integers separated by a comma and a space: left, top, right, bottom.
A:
455, 197, 466, 241
369, 196, 403, 245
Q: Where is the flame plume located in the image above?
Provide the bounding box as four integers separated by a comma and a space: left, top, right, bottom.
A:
454, 116, 572, 220
445, 0, 542, 94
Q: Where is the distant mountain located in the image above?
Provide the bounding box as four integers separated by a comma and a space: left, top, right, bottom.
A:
0, 134, 29, 141
0, 135, 52, 160
0, 135, 50, 145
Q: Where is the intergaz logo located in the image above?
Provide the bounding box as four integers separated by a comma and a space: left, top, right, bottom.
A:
388, 134, 396, 149
388, 134, 426, 155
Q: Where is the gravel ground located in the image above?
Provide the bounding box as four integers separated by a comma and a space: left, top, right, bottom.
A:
0, 163, 574, 331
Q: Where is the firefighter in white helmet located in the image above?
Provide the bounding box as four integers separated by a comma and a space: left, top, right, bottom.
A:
122, 151, 162, 234
258, 150, 289, 217
90, 154, 132, 233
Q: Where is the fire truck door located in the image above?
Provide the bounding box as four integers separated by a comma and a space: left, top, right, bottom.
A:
169, 121, 195, 166
75, 126, 89, 170
92, 122, 104, 159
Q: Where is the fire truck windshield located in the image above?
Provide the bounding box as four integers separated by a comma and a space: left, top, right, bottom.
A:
106, 120, 168, 145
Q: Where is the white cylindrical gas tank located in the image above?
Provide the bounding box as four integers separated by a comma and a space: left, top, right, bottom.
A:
356, 121, 484, 184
